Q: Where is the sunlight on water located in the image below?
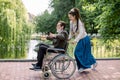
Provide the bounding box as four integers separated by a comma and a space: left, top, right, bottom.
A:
27, 40, 39, 59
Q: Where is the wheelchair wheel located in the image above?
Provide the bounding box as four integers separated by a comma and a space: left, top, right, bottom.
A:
42, 71, 51, 79
42, 65, 50, 72
50, 54, 76, 79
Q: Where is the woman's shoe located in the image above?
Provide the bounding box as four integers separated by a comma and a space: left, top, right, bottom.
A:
92, 62, 97, 70
78, 68, 85, 73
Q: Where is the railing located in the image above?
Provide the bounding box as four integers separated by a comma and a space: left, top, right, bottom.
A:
1, 33, 120, 59
92, 45, 120, 59
38, 34, 120, 59
67, 39, 120, 59
67, 45, 120, 59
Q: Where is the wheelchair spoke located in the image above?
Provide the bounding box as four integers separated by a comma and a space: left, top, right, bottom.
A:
50, 54, 76, 79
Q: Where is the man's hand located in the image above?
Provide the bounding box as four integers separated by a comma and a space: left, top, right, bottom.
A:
40, 35, 47, 40
49, 32, 56, 38
40, 35, 47, 38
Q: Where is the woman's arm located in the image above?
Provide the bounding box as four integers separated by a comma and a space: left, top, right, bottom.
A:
74, 20, 86, 42
68, 22, 73, 40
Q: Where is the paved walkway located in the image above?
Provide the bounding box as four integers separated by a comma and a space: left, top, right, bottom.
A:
0, 60, 120, 80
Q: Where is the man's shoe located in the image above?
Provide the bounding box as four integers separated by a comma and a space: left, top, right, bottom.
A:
29, 66, 41, 71
32, 63, 37, 67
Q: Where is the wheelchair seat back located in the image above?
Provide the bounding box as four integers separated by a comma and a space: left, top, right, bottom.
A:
47, 42, 68, 54
64, 42, 69, 53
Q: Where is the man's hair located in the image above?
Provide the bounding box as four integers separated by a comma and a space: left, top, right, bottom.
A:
58, 21, 66, 29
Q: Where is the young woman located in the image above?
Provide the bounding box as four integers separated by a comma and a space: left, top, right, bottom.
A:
68, 8, 97, 73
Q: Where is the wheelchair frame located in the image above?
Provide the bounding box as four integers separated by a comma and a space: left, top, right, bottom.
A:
41, 47, 76, 79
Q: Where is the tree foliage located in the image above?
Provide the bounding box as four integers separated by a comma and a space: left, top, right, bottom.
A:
35, 0, 75, 33
35, 10, 57, 33
35, 0, 120, 42
0, 0, 31, 58
95, 0, 120, 41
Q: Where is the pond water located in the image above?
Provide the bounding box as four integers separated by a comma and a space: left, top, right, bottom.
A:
0, 40, 42, 59
27, 40, 39, 59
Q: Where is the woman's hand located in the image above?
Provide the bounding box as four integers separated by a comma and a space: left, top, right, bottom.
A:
71, 41, 76, 44
67, 38, 71, 41
68, 40, 76, 44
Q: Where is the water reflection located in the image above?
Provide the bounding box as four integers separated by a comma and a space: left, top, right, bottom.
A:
27, 40, 39, 59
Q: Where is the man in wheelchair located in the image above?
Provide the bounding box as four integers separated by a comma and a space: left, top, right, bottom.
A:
30, 21, 68, 70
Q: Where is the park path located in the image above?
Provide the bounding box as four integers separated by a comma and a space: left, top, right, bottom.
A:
0, 60, 120, 80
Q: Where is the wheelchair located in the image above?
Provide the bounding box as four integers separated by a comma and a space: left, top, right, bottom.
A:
41, 43, 76, 79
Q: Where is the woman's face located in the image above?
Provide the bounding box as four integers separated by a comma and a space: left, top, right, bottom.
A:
68, 14, 76, 22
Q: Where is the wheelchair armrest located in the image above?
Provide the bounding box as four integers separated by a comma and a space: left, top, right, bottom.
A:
47, 48, 65, 53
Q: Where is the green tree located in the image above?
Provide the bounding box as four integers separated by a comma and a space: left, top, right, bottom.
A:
75, 0, 101, 34
35, 0, 120, 43
95, 0, 120, 42
35, 10, 57, 33
35, 0, 75, 33
0, 0, 31, 58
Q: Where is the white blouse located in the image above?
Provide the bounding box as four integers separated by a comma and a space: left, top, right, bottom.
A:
68, 19, 87, 42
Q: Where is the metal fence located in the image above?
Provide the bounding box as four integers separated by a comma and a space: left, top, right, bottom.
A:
38, 34, 120, 59
1, 33, 119, 59
67, 45, 120, 60
67, 40, 120, 59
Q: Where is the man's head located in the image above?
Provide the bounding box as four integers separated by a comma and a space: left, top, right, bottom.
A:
56, 21, 66, 32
